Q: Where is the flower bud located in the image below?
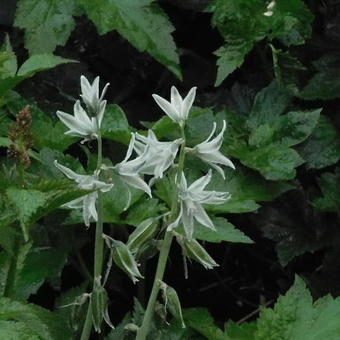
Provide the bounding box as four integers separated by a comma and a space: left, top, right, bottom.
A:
127, 218, 158, 254
105, 236, 144, 283
91, 277, 108, 333
176, 235, 219, 270
159, 280, 185, 328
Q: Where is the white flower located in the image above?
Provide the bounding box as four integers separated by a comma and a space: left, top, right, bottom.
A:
152, 86, 197, 126
105, 134, 152, 208
54, 161, 113, 227
57, 75, 109, 143
187, 120, 235, 179
168, 170, 230, 238
57, 100, 102, 143
80, 75, 109, 117
133, 130, 182, 181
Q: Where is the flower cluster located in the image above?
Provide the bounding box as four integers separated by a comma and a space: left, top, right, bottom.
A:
55, 76, 235, 237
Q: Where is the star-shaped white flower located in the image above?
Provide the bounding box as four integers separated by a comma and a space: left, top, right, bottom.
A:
54, 161, 113, 227
168, 170, 230, 238
133, 130, 182, 181
187, 120, 235, 178
80, 75, 109, 117
152, 86, 197, 127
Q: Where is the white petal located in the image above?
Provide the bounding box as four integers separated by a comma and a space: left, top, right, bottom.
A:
57, 110, 93, 136
188, 170, 212, 193
120, 174, 151, 197
170, 86, 183, 115
199, 151, 235, 170
73, 100, 91, 124
182, 206, 195, 239
181, 87, 197, 120
194, 204, 216, 231
152, 94, 180, 123
167, 205, 183, 232
54, 161, 86, 182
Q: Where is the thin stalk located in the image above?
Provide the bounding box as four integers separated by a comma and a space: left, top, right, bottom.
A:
136, 127, 186, 340
3, 236, 19, 297
81, 125, 104, 340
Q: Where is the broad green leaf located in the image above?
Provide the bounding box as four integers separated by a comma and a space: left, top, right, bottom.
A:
300, 54, 340, 100
17, 54, 75, 76
194, 217, 253, 244
183, 308, 225, 340
0, 297, 72, 340
78, 0, 181, 78
209, 0, 313, 84
273, 109, 321, 147
298, 115, 340, 169
313, 168, 340, 213
225, 321, 257, 340
101, 104, 132, 145
14, 0, 78, 55
0, 320, 41, 340
0, 36, 17, 78
214, 40, 253, 86
255, 276, 340, 340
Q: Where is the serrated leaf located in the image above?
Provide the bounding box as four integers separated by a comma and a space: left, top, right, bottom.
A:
313, 168, 340, 213
255, 276, 340, 340
298, 115, 340, 169
0, 320, 41, 340
78, 0, 181, 78
214, 40, 254, 86
14, 0, 78, 55
183, 308, 225, 340
194, 217, 253, 244
17, 54, 75, 76
0, 297, 72, 340
225, 320, 256, 340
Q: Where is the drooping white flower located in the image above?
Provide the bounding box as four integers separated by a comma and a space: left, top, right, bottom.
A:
133, 130, 182, 181
152, 86, 197, 127
168, 170, 230, 238
80, 75, 109, 118
54, 161, 113, 227
57, 75, 109, 143
187, 120, 235, 178
57, 100, 102, 143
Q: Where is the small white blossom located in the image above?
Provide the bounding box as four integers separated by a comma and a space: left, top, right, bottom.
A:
133, 130, 182, 181
80, 75, 109, 117
105, 134, 152, 208
168, 170, 230, 238
57, 100, 102, 143
263, 0, 275, 16
152, 86, 197, 127
187, 120, 235, 179
54, 161, 113, 227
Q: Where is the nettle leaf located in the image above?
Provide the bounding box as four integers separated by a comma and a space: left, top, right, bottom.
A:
297, 115, 340, 169
209, 0, 313, 84
313, 168, 340, 213
0, 297, 72, 340
78, 0, 181, 78
225, 320, 257, 340
101, 104, 132, 145
183, 308, 225, 340
255, 276, 340, 340
0, 320, 41, 340
14, 0, 78, 55
300, 54, 340, 100
194, 217, 253, 244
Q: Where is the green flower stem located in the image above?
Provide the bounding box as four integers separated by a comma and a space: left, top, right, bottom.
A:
136, 127, 186, 340
81, 126, 104, 340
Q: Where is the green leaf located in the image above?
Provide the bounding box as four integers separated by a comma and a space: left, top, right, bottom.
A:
183, 308, 226, 340
214, 40, 254, 86
225, 321, 256, 340
78, 0, 181, 78
14, 0, 78, 55
313, 168, 340, 213
300, 54, 340, 100
17, 54, 75, 76
194, 217, 253, 244
255, 275, 340, 340
0, 320, 41, 340
0, 297, 72, 340
101, 104, 132, 145
298, 115, 340, 169
273, 109, 321, 147
125, 198, 163, 226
